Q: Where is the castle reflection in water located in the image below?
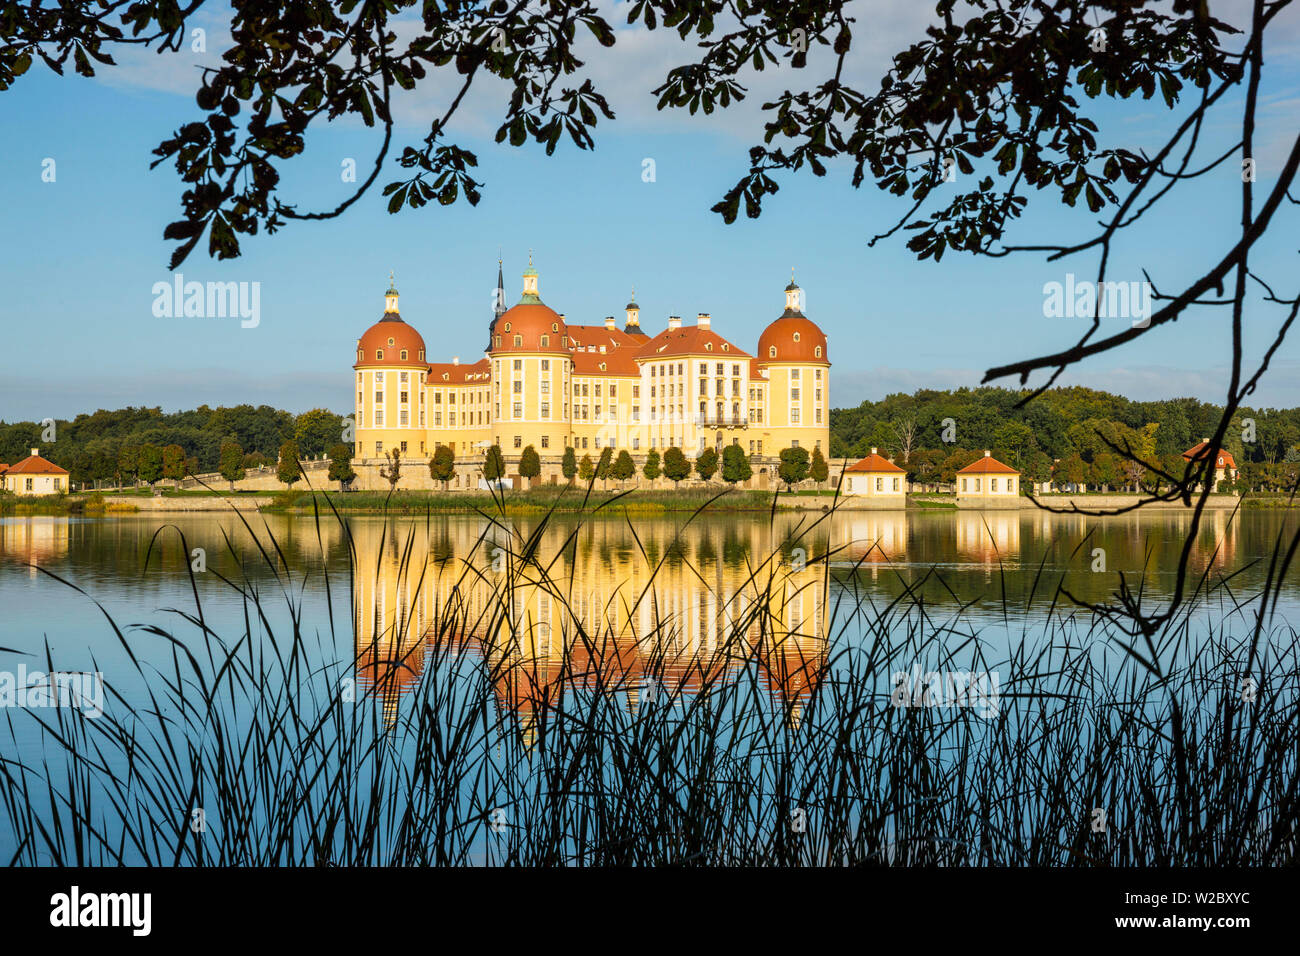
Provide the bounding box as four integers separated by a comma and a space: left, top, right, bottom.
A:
346, 505, 1243, 733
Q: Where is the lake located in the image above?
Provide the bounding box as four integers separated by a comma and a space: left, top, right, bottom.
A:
1, 504, 1297, 865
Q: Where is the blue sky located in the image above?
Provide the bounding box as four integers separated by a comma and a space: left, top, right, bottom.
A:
1, 0, 1298, 422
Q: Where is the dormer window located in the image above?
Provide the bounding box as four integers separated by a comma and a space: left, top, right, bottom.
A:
768, 346, 777, 358
705, 343, 713, 351
400, 350, 408, 360
793, 332, 801, 343
722, 343, 729, 351
504, 322, 512, 332
376, 349, 384, 360
388, 337, 395, 347
514, 335, 523, 347
552, 323, 559, 332
419, 350, 425, 361
815, 346, 822, 358
494, 335, 501, 348
540, 335, 549, 347
357, 349, 363, 362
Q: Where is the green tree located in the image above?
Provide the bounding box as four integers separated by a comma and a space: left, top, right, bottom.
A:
695, 447, 719, 482
612, 449, 635, 483
277, 440, 302, 488
778, 446, 810, 489
578, 453, 594, 483
519, 444, 541, 484
293, 408, 343, 459
162, 443, 187, 483
138, 444, 163, 488
117, 444, 139, 487
809, 446, 829, 483
595, 447, 613, 488
721, 445, 752, 485
218, 440, 245, 491
662, 447, 690, 485
379, 447, 402, 491
483, 444, 505, 482
428, 444, 455, 490
328, 442, 357, 491
642, 448, 661, 481
561, 446, 577, 482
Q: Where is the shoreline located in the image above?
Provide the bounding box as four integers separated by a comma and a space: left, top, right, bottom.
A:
0, 489, 1270, 516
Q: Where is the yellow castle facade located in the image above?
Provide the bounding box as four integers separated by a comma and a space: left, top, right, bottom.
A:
352, 259, 830, 485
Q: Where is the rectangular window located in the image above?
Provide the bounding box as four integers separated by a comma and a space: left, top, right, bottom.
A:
375, 391, 383, 405
375, 442, 383, 455
893, 477, 900, 491
513, 380, 522, 393
632, 385, 640, 398
400, 441, 408, 452
541, 436, 549, 449
514, 435, 522, 448
399, 410, 408, 426
791, 409, 800, 424
513, 402, 523, 418
375, 410, 384, 426
400, 391, 408, 404
541, 360, 549, 371
876, 477, 882, 492
791, 388, 800, 401
541, 402, 550, 418
513, 360, 522, 371
991, 478, 998, 492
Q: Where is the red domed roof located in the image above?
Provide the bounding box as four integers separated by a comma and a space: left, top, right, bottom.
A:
757, 314, 828, 365
355, 316, 428, 368
490, 303, 570, 354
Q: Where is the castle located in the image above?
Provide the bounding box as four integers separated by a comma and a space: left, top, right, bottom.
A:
352, 258, 830, 486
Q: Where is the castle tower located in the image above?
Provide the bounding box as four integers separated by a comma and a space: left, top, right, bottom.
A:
354, 275, 429, 463
756, 273, 830, 460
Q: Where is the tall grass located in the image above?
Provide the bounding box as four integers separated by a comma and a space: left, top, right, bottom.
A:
1, 487, 1297, 866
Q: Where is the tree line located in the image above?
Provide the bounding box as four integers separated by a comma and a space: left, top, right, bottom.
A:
0, 405, 345, 489
831, 386, 1300, 492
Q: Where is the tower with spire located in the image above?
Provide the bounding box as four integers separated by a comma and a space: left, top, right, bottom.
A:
486, 255, 507, 352
624, 287, 647, 336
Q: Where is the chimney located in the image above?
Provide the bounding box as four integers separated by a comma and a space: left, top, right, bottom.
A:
870, 447, 877, 455
558, 313, 566, 321
668, 315, 681, 330
1202, 437, 1210, 444
604, 315, 616, 330
452, 356, 459, 366
30, 448, 38, 458
697, 312, 711, 329
984, 450, 991, 457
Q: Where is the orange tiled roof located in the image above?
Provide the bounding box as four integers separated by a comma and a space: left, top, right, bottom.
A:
845, 452, 905, 474
427, 358, 491, 384
956, 454, 1018, 475
636, 325, 751, 361
570, 348, 640, 376
567, 324, 642, 352
5, 454, 69, 476
1182, 441, 1236, 470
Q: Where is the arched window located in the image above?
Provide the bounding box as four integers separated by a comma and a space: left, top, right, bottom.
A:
815, 346, 822, 358
400, 350, 408, 360
768, 346, 777, 358
376, 349, 384, 360
705, 343, 713, 351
